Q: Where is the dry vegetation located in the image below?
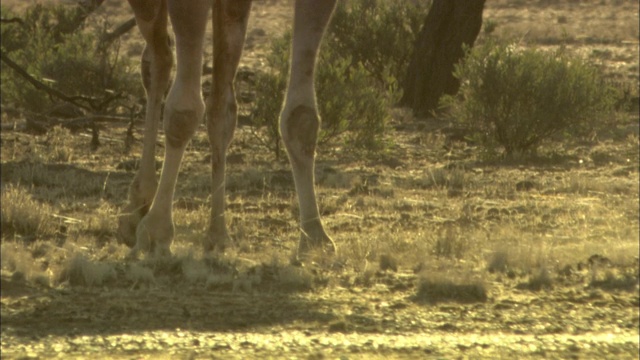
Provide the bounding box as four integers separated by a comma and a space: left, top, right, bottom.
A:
1, 0, 639, 358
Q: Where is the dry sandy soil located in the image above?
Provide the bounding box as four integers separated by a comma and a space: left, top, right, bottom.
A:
1, 0, 639, 359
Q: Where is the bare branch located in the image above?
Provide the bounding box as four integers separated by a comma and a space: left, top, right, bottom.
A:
0, 17, 24, 25
0, 50, 94, 111
101, 17, 137, 48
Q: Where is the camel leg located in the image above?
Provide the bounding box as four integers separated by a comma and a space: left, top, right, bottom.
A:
204, 0, 252, 252
281, 0, 338, 256
119, 0, 172, 249
131, 0, 210, 257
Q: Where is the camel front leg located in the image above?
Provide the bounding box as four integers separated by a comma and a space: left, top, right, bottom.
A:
281, 0, 338, 257
204, 0, 253, 252
131, 0, 210, 258
119, 0, 172, 249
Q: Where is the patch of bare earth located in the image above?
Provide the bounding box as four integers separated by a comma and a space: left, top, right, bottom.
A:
1, 0, 639, 358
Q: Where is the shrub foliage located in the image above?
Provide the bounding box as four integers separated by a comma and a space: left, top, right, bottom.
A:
1, 4, 141, 115
251, 0, 429, 157
445, 40, 616, 157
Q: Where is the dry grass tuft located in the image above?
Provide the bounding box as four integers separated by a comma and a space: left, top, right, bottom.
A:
416, 269, 488, 304
46, 126, 75, 163
4, 162, 110, 199
58, 254, 116, 287
125, 263, 156, 287
487, 249, 511, 275
181, 254, 211, 283
590, 268, 639, 292
517, 267, 554, 291
1, 184, 58, 241
83, 202, 117, 246
1, 242, 48, 284
275, 264, 315, 292
379, 253, 399, 272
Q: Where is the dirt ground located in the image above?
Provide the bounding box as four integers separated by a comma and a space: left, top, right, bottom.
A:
1, 0, 639, 359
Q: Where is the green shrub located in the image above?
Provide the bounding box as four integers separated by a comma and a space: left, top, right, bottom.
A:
329, 0, 429, 86
1, 4, 142, 114
251, 0, 429, 157
445, 40, 617, 158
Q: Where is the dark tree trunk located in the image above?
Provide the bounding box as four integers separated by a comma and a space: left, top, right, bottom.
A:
401, 0, 485, 117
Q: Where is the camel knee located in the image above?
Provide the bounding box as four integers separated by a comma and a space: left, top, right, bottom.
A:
281, 105, 320, 161
127, 174, 156, 208
206, 98, 237, 147
164, 104, 203, 148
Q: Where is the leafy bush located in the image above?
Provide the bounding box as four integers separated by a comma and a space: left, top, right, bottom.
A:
251, 0, 429, 156
445, 40, 617, 157
1, 4, 142, 115
329, 0, 429, 87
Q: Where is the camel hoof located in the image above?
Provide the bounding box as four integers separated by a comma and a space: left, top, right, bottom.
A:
297, 234, 337, 260
117, 211, 143, 248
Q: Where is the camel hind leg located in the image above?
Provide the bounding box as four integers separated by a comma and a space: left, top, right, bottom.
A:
204, 0, 252, 252
119, 0, 172, 249
126, 0, 210, 258
281, 0, 338, 257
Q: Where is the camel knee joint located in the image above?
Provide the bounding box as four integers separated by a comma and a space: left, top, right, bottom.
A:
281, 105, 319, 159
164, 108, 200, 148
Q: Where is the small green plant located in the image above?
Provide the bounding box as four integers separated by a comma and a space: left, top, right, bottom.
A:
444, 40, 617, 158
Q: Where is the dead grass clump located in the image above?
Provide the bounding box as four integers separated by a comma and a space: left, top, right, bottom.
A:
58, 254, 116, 287
4, 162, 51, 187
46, 126, 75, 163
141, 256, 184, 277
379, 253, 399, 272
83, 202, 117, 246
590, 268, 638, 292
320, 170, 357, 189
446, 167, 467, 197
427, 167, 449, 188
226, 167, 270, 193
181, 254, 211, 283
206, 273, 235, 290
416, 271, 488, 304
1, 242, 48, 284
486, 246, 538, 278
485, 229, 555, 273
6, 162, 108, 199
433, 225, 469, 260
516, 267, 554, 291
125, 263, 156, 287
487, 250, 515, 276
1, 184, 57, 241
275, 264, 315, 292
51, 169, 108, 198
